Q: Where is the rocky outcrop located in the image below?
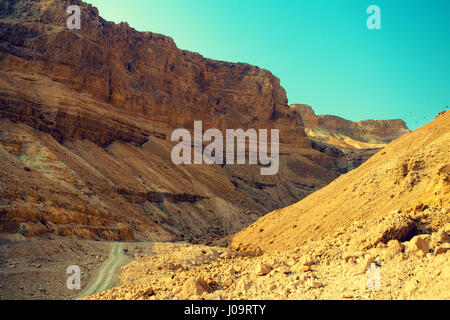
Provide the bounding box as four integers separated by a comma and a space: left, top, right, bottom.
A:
291, 104, 410, 149
289, 104, 410, 173
0, 0, 309, 147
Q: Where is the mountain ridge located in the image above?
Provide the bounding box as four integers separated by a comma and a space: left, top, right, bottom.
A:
291, 104, 410, 149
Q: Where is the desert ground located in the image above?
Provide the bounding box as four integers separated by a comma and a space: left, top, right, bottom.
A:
0, 0, 448, 301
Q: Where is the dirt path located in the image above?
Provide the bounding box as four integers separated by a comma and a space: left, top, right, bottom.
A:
78, 242, 127, 298
0, 237, 156, 300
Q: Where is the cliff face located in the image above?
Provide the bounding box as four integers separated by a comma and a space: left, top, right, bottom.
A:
288, 104, 410, 174
231, 110, 450, 253
0, 0, 309, 147
0, 0, 409, 242
0, 0, 341, 242
291, 104, 410, 149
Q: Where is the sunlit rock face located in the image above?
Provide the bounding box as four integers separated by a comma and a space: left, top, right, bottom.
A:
290, 104, 410, 149
0, 0, 393, 242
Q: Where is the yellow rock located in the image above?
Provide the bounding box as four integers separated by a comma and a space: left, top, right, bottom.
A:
257, 263, 272, 276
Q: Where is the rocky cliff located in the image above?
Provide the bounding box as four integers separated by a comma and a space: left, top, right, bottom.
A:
0, 0, 344, 242
231, 110, 449, 253
0, 0, 410, 242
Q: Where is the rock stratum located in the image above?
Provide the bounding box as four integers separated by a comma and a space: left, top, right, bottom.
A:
0, 0, 345, 241
84, 111, 449, 300
291, 104, 410, 149
0, 0, 409, 243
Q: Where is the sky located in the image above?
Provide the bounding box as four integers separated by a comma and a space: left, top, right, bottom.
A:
87, 0, 450, 130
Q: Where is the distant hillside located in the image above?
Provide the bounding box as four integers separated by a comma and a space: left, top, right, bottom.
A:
231, 110, 449, 253
290, 104, 410, 149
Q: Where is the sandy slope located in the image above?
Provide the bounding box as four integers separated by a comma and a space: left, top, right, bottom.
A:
231, 110, 449, 253
84, 111, 449, 301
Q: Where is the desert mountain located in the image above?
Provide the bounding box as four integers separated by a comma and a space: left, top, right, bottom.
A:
0, 0, 345, 242
86, 110, 449, 299
291, 104, 410, 149
231, 110, 449, 253
0, 0, 410, 244
290, 104, 410, 173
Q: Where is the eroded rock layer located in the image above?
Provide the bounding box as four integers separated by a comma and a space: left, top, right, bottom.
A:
291, 104, 410, 149
231, 110, 449, 253
0, 0, 342, 241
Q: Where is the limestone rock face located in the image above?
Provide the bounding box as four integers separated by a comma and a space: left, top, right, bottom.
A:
289, 104, 410, 173
0, 0, 309, 147
290, 104, 410, 149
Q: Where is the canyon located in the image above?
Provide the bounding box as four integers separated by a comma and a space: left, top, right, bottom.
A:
0, 0, 448, 301
86, 110, 450, 301
0, 0, 410, 243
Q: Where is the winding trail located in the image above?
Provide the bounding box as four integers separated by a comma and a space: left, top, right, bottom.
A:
79, 242, 126, 298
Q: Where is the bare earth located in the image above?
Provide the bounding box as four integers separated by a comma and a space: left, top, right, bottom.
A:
0, 235, 152, 300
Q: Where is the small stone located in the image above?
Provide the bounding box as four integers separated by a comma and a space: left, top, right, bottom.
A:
143, 287, 154, 296
414, 201, 424, 213
431, 229, 450, 245
301, 257, 315, 267
376, 242, 387, 249
406, 235, 430, 256
387, 240, 404, 252
182, 276, 212, 296
257, 263, 272, 276
298, 265, 312, 272
434, 243, 450, 256
341, 292, 353, 299
222, 279, 233, 287
383, 240, 404, 260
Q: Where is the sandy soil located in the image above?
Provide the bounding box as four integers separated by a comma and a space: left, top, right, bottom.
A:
0, 233, 153, 300
83, 228, 450, 300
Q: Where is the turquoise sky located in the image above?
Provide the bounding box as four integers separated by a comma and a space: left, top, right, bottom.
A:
87, 0, 449, 130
